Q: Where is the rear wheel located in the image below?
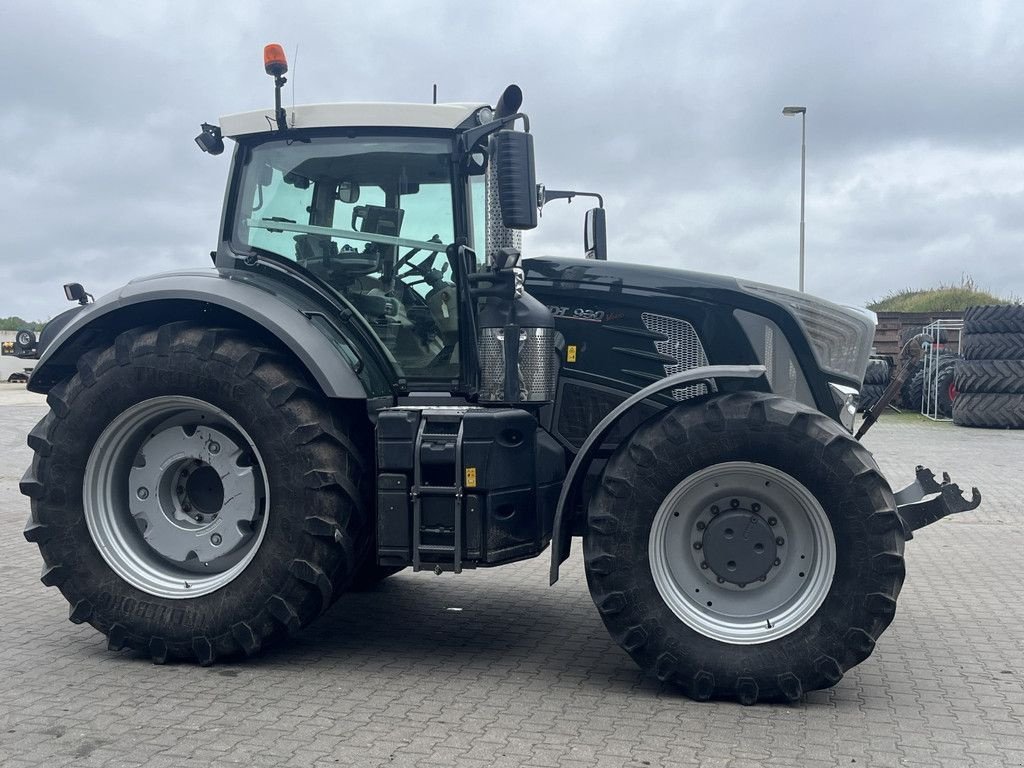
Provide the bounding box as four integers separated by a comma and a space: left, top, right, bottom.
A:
584, 392, 905, 703
22, 323, 370, 663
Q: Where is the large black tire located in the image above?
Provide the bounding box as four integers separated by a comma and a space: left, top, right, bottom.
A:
584, 392, 905, 704
21, 323, 371, 664
963, 305, 1024, 335
856, 383, 886, 412
900, 364, 925, 409
961, 332, 1024, 361
931, 361, 958, 417
952, 392, 1024, 428
863, 359, 890, 385
954, 360, 1024, 395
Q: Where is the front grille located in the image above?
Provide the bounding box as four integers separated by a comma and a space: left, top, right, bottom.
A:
640, 313, 710, 400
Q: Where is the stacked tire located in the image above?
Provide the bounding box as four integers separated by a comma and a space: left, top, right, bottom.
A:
953, 305, 1024, 429
857, 358, 891, 411
898, 352, 959, 415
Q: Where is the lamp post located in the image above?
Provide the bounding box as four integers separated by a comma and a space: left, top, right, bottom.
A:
782, 106, 807, 291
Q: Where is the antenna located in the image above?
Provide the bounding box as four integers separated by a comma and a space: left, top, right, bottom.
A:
291, 44, 299, 124
432, 84, 437, 105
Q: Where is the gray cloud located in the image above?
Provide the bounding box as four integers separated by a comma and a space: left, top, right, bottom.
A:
2, 0, 1023, 321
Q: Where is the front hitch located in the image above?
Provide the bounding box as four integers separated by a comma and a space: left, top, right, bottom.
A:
894, 465, 981, 540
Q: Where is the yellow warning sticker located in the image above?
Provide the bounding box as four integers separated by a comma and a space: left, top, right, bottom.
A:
567, 345, 577, 363
465, 467, 477, 488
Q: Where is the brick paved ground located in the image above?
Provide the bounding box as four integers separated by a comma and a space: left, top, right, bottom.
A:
1, 385, 1022, 767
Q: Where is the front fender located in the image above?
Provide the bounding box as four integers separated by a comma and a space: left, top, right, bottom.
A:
29, 269, 383, 399
548, 364, 768, 584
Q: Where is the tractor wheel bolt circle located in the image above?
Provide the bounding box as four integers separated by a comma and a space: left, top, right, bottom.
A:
700, 509, 778, 585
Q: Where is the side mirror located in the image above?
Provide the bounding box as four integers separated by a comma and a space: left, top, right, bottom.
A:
336, 181, 360, 204
491, 131, 538, 230
63, 282, 92, 305
584, 207, 607, 261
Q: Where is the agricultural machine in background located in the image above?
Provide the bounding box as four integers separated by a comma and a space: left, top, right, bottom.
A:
21, 45, 982, 704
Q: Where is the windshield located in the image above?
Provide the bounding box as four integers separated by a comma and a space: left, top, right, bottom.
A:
232, 135, 461, 380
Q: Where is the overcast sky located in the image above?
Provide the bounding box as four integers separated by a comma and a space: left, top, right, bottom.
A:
3, 0, 1023, 321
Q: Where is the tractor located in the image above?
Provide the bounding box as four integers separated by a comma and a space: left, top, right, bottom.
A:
21, 45, 980, 704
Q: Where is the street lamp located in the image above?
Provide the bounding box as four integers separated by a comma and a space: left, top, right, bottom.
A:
782, 105, 807, 291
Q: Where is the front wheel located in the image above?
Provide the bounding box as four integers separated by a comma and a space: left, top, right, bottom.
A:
584, 392, 905, 703
22, 323, 370, 664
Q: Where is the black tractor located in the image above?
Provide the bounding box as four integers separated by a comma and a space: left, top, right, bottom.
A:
21, 46, 980, 704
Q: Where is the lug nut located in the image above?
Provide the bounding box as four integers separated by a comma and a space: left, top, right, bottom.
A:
776, 537, 785, 546
700, 561, 709, 570
693, 542, 702, 550
716, 577, 725, 584
773, 558, 782, 566
136, 487, 149, 500
730, 498, 740, 509
176, 485, 185, 495
759, 575, 767, 582
768, 517, 777, 526
696, 521, 706, 531
710, 505, 720, 515
208, 441, 221, 455
182, 503, 191, 512
194, 515, 202, 522
211, 533, 222, 545
751, 503, 761, 513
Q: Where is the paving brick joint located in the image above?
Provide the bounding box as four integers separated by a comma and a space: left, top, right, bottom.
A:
1, 387, 1022, 767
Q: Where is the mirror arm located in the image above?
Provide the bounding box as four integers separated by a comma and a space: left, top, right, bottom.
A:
538, 188, 604, 209
457, 113, 531, 156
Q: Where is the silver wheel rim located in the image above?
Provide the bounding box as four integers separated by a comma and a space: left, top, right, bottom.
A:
648, 461, 836, 644
84, 396, 269, 599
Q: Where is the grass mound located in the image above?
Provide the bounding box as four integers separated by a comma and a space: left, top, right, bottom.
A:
868, 276, 1016, 312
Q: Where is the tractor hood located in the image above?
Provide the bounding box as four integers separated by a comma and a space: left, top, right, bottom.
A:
523, 255, 876, 396
523, 255, 743, 296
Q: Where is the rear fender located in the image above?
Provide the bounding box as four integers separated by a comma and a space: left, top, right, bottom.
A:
548, 364, 768, 584
28, 269, 383, 399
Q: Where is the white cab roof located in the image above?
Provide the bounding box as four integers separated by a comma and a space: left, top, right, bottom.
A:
219, 102, 487, 138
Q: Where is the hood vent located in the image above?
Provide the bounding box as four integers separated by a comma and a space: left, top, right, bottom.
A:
641, 312, 710, 400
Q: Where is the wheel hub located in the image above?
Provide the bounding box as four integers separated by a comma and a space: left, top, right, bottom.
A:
128, 424, 257, 564
701, 509, 778, 585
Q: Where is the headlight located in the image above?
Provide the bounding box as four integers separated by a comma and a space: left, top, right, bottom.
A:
740, 282, 875, 381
